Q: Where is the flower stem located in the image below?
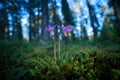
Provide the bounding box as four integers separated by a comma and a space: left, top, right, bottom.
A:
53, 37, 56, 62
58, 36, 60, 61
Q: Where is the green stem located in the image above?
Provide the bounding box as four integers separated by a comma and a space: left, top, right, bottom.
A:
58, 37, 60, 61
54, 37, 56, 62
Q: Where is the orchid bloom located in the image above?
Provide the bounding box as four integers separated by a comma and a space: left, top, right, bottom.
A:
45, 25, 55, 36
45, 25, 54, 31
63, 26, 73, 32
63, 25, 73, 36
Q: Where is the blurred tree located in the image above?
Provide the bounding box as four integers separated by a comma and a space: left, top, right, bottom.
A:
80, 23, 88, 40
41, 0, 49, 43
24, 0, 41, 41
109, 0, 120, 43
80, 8, 88, 40
27, 0, 36, 41
0, 0, 23, 39
52, 3, 61, 25
8, 0, 18, 38
15, 0, 23, 39
62, 0, 74, 25
35, 1, 42, 41
0, 0, 9, 40
86, 0, 100, 39
110, 0, 120, 21
101, 14, 116, 41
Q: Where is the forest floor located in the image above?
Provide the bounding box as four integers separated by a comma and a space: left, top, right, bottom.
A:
0, 39, 120, 80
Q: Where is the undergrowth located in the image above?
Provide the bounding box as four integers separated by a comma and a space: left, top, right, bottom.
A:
0, 39, 120, 80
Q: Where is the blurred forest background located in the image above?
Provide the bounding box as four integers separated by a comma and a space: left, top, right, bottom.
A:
0, 0, 120, 42
0, 0, 120, 80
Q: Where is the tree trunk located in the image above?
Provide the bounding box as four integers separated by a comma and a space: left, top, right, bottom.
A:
0, 1, 9, 40
111, 0, 120, 21
110, 0, 120, 43
41, 0, 49, 43
29, 14, 33, 41
86, 0, 99, 39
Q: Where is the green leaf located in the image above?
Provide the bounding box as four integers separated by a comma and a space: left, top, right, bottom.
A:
8, 67, 28, 80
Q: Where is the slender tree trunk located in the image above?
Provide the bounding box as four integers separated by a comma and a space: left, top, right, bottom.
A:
81, 24, 88, 40
111, 0, 120, 21
86, 0, 99, 39
1, 2, 9, 40
0, 20, 5, 39
17, 1, 23, 39
36, 7, 41, 41
110, 0, 120, 43
4, 12, 9, 40
29, 10, 33, 41
41, 0, 49, 43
